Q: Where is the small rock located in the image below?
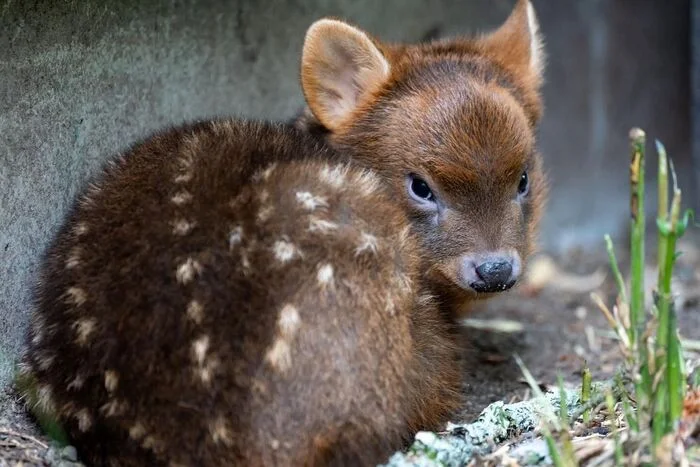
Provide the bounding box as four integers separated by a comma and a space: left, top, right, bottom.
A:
43, 446, 57, 461
61, 445, 78, 462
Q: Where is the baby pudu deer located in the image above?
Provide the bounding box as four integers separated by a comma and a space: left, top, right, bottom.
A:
295, 0, 548, 315
19, 1, 547, 466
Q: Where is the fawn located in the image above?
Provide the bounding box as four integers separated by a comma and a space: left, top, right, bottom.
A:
19, 0, 548, 465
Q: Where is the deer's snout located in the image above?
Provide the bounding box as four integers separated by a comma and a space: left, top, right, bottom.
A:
460, 251, 521, 293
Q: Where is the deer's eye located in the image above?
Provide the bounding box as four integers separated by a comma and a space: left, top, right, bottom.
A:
409, 176, 434, 201
517, 171, 529, 196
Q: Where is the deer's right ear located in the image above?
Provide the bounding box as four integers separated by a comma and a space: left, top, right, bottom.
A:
301, 19, 390, 132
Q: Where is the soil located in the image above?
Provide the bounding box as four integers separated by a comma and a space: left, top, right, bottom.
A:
1, 232, 698, 466
459, 230, 700, 421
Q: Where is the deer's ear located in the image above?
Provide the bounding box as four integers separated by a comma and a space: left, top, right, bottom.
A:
479, 0, 545, 87
301, 19, 390, 131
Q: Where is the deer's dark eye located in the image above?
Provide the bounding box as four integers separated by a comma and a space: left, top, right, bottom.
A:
410, 176, 434, 201
517, 171, 529, 196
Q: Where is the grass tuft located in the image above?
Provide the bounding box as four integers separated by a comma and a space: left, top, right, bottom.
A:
520, 127, 697, 465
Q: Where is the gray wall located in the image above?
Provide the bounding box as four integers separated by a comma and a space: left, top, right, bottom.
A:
0, 0, 693, 388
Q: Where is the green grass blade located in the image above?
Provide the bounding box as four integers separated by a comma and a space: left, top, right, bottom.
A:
604, 235, 628, 306
581, 364, 592, 425
628, 128, 646, 345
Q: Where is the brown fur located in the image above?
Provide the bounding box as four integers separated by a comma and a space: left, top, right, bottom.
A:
296, 0, 549, 315
21, 120, 460, 466
21, 1, 547, 465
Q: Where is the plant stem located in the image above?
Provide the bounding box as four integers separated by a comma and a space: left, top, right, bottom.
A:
604, 235, 628, 306
581, 364, 592, 425
653, 141, 671, 448
667, 301, 682, 430
628, 128, 651, 420
629, 128, 646, 345
665, 180, 684, 431
656, 140, 668, 290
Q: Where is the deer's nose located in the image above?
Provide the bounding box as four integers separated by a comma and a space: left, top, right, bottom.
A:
460, 252, 520, 294
474, 260, 513, 292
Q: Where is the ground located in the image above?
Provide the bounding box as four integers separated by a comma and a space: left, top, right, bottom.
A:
1, 231, 698, 466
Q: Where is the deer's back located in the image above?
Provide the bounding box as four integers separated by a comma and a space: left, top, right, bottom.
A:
21, 119, 460, 466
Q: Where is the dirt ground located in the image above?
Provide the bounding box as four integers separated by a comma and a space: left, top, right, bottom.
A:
459, 229, 700, 421
2, 230, 699, 466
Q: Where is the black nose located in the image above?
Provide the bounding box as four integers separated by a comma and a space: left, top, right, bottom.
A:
473, 260, 514, 292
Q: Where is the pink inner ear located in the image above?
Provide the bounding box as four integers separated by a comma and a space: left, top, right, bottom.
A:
318, 40, 370, 122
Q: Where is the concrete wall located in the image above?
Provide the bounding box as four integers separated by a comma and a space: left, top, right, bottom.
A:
0, 0, 693, 388
694, 0, 700, 201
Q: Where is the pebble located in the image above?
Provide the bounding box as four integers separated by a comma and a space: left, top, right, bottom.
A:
61, 445, 78, 462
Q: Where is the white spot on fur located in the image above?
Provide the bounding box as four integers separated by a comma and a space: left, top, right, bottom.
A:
104, 370, 119, 392
273, 240, 301, 263
100, 399, 127, 417
355, 232, 379, 256
65, 248, 81, 269
278, 305, 301, 338
209, 417, 233, 446
73, 223, 89, 237
171, 191, 193, 205
265, 339, 291, 372
320, 165, 347, 188
195, 357, 220, 386
76, 408, 93, 432
263, 163, 277, 179
191, 335, 218, 385
241, 252, 251, 271
73, 318, 97, 346
271, 439, 280, 450
67, 374, 85, 391
172, 219, 196, 236
317, 263, 334, 286
265, 304, 303, 373
178, 159, 193, 173
257, 205, 274, 222
258, 189, 270, 204
37, 354, 55, 371
253, 163, 278, 183
308, 217, 338, 234
174, 173, 192, 184
228, 226, 243, 249
296, 191, 328, 211
176, 258, 202, 284
187, 300, 204, 324
64, 287, 87, 306
191, 335, 210, 365
129, 422, 146, 440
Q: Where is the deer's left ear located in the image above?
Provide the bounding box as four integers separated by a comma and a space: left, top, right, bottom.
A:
478, 0, 545, 87
300, 18, 391, 132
